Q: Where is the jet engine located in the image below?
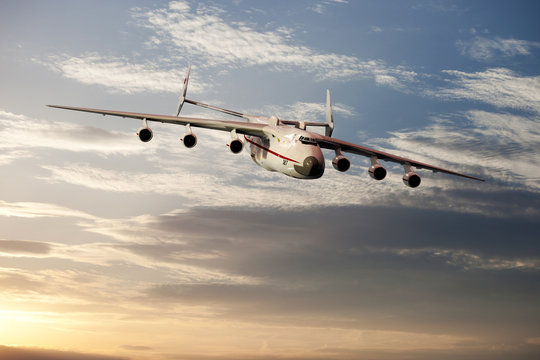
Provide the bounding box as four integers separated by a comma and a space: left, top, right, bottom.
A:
368, 163, 387, 180
332, 155, 350, 172
137, 127, 153, 142
227, 129, 244, 154
403, 171, 421, 188
227, 138, 244, 154
368, 156, 386, 180
181, 124, 197, 148
137, 119, 153, 142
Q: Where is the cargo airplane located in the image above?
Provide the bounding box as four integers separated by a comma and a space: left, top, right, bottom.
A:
48, 67, 484, 187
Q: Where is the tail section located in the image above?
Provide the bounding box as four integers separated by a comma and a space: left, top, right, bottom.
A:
325, 89, 334, 137
176, 65, 191, 116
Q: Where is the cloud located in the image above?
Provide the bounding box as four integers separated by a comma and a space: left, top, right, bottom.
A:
1, 345, 539, 360
0, 200, 96, 220
0, 240, 51, 255
0, 109, 146, 159
38, 54, 205, 95
0, 150, 32, 166
366, 247, 540, 271
35, 2, 417, 92
378, 110, 540, 192
428, 68, 540, 114
0, 271, 45, 293
309, 0, 348, 14
0, 345, 128, 360
110, 206, 540, 342
1, 205, 539, 358
253, 100, 356, 123
457, 36, 540, 61
119, 345, 152, 351
130, 1, 417, 85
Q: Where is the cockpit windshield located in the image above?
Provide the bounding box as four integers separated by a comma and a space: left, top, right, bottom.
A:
298, 135, 318, 146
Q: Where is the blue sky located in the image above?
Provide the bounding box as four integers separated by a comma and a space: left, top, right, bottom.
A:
1, 1, 540, 359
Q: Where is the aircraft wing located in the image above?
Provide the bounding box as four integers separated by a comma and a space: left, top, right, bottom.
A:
314, 134, 484, 182
47, 105, 267, 136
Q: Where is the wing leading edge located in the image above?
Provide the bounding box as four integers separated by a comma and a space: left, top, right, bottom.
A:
315, 134, 484, 182
47, 105, 267, 136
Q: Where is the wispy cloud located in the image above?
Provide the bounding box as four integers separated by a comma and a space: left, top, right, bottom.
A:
0, 240, 51, 255
38, 54, 205, 95
0, 109, 146, 158
366, 247, 540, 272
378, 110, 540, 191
0, 200, 259, 283
426, 68, 540, 114
0, 345, 127, 360
0, 200, 96, 220
254, 100, 356, 123
309, 0, 348, 14
457, 36, 540, 61
130, 1, 417, 86
33, 1, 415, 93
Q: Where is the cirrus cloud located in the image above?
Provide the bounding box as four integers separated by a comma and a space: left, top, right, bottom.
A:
457, 36, 540, 61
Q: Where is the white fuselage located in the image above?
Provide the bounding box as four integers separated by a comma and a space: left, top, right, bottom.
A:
244, 125, 325, 179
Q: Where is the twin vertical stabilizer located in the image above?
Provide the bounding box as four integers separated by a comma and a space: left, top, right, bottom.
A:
176, 65, 191, 116
176, 66, 335, 138
325, 89, 334, 137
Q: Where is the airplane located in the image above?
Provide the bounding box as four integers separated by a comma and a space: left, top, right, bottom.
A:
48, 66, 484, 187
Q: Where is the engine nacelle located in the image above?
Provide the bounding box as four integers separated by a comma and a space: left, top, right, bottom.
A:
137, 127, 153, 142
182, 133, 197, 148
332, 155, 350, 172
227, 138, 244, 154
403, 171, 421, 188
181, 124, 197, 148
368, 164, 387, 180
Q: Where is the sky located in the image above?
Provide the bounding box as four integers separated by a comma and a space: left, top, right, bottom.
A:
0, 0, 539, 359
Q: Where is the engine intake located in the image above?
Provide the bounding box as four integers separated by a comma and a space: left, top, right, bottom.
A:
332, 155, 350, 172
137, 127, 153, 142
228, 138, 244, 154
368, 164, 387, 180
403, 172, 421, 188
182, 133, 197, 148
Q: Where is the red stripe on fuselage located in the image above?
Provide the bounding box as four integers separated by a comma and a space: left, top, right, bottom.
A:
244, 135, 300, 164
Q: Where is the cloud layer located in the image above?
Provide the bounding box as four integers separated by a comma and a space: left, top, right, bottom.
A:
1, 203, 539, 359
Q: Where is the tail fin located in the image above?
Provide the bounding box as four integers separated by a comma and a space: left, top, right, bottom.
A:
325, 89, 334, 137
176, 65, 191, 116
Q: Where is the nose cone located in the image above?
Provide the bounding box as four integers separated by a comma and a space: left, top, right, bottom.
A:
294, 156, 325, 179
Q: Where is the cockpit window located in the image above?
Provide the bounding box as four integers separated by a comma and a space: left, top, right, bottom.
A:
298, 135, 318, 146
